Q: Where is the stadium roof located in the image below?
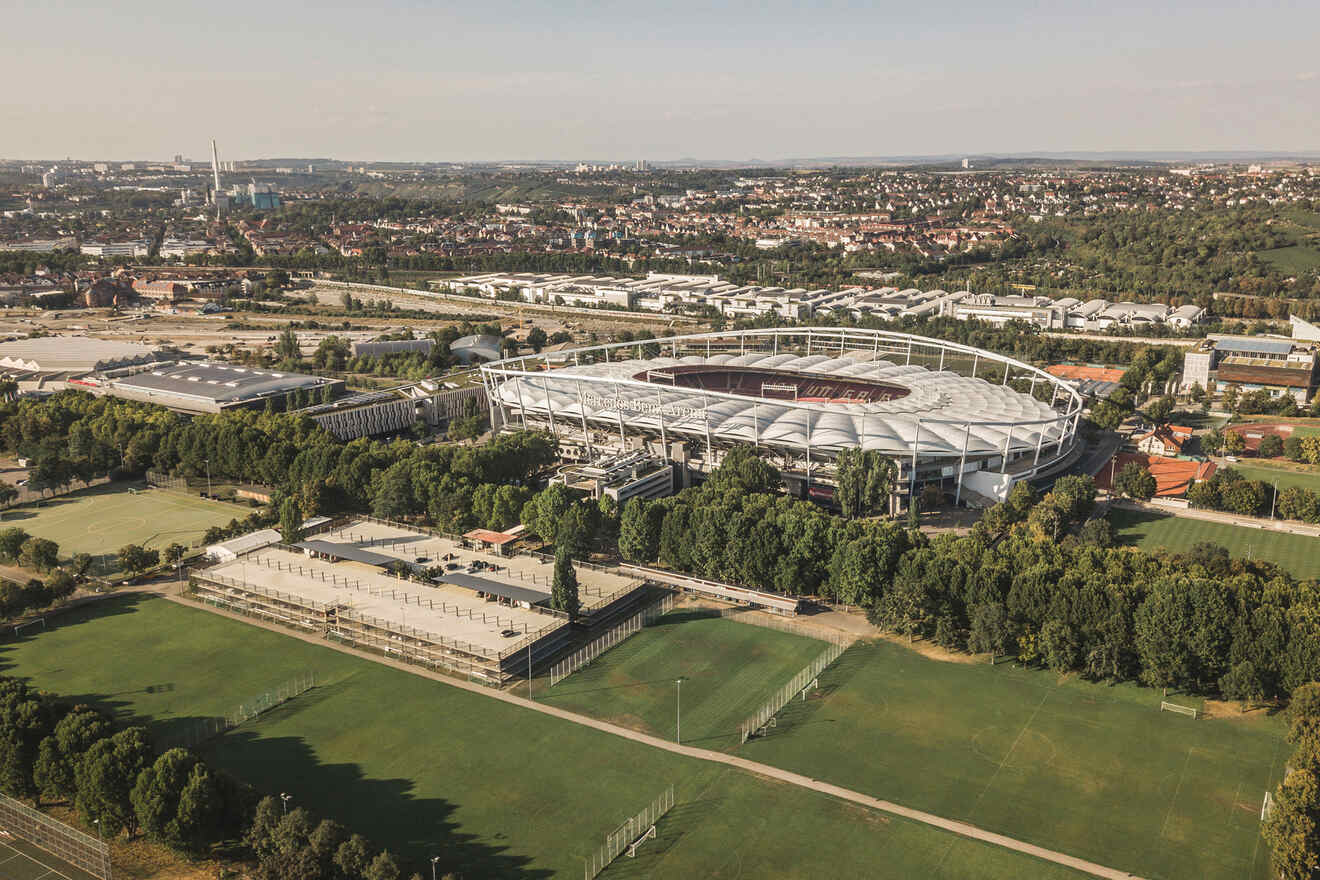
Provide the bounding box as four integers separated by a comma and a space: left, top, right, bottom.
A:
0, 337, 161, 375
1214, 338, 1294, 356
108, 362, 332, 407
496, 350, 1067, 458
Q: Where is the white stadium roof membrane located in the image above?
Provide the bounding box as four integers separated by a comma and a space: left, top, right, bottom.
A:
484, 329, 1082, 462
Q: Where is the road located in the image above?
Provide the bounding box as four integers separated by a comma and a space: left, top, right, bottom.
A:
133, 582, 1142, 880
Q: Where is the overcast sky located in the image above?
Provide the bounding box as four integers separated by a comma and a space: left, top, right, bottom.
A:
3, 0, 1318, 162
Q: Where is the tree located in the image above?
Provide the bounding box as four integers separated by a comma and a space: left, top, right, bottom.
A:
276, 328, 301, 361
551, 545, 580, 620
18, 537, 59, 572
1144, 395, 1175, 425
526, 327, 547, 353
334, 833, 374, 878
131, 748, 199, 846
1113, 462, 1156, 501
1260, 434, 1285, 458
365, 851, 402, 880
0, 528, 29, 561
117, 545, 159, 576
1078, 517, 1115, 547
968, 603, 1010, 662
279, 496, 303, 545
1224, 431, 1246, 455
70, 553, 95, 579
1263, 768, 1320, 880
34, 706, 112, 803
172, 763, 223, 854
618, 499, 662, 563
74, 727, 153, 836
0, 482, 17, 508
1219, 661, 1265, 710
162, 543, 186, 566
835, 449, 895, 519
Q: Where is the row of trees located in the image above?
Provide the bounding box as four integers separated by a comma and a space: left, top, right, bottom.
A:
0, 393, 556, 535
1187, 467, 1285, 518
1263, 684, 1320, 879
616, 450, 1320, 701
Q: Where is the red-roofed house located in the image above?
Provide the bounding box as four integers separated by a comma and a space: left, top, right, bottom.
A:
1135, 425, 1194, 457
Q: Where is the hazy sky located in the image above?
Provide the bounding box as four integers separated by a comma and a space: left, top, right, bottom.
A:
3, 0, 1318, 161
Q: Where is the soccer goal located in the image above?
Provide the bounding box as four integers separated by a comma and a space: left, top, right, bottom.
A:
1160, 700, 1198, 719
1262, 790, 1275, 822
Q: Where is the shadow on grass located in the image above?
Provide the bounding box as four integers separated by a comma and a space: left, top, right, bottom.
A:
595, 795, 725, 879
1108, 507, 1171, 546
203, 724, 552, 879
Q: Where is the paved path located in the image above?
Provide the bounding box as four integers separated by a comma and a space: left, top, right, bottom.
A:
146, 586, 1141, 880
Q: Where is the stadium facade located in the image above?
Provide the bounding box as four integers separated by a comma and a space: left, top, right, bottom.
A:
480, 328, 1084, 504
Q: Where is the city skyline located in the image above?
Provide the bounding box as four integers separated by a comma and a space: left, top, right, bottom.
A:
2, 0, 1318, 162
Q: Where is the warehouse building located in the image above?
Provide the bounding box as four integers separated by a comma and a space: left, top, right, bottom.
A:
85, 361, 342, 414
0, 337, 168, 393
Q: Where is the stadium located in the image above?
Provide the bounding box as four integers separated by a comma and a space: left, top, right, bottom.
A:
480, 328, 1085, 504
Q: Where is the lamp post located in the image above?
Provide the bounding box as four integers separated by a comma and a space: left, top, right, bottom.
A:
675, 678, 682, 745
92, 819, 101, 841
280, 792, 292, 815
205, 458, 212, 498
431, 856, 440, 880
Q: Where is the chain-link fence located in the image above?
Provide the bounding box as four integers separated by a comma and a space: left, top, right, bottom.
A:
740, 640, 847, 743
548, 595, 675, 687
583, 784, 674, 880
0, 794, 111, 879
163, 671, 317, 749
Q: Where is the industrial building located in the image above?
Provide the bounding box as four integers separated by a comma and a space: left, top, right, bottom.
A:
299, 381, 486, 440
1181, 336, 1319, 404
80, 361, 342, 414
0, 338, 168, 393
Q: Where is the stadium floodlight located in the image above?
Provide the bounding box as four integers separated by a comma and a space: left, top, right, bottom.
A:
280, 792, 292, 814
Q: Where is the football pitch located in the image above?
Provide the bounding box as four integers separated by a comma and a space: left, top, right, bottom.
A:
743, 639, 1287, 880
1228, 462, 1320, 494
539, 610, 829, 750
0, 596, 1089, 879
1110, 506, 1320, 579
0, 483, 249, 567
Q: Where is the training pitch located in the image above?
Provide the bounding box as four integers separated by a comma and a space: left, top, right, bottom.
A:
541, 610, 829, 750
1110, 506, 1320, 580
0, 597, 1089, 879
742, 638, 1287, 880
0, 483, 249, 564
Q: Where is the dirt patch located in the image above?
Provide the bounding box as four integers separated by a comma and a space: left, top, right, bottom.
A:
874, 631, 981, 665
1200, 698, 1278, 720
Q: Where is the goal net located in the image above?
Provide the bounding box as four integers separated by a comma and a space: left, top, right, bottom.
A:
1160, 700, 1198, 719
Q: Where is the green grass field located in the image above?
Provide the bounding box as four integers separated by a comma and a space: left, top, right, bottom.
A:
742, 639, 1287, 880
1258, 244, 1320, 275
539, 611, 828, 750
1227, 462, 1320, 493
0, 483, 250, 567
0, 597, 1089, 879
1111, 507, 1320, 579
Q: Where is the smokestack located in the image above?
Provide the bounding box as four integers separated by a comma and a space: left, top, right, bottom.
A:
211, 140, 223, 221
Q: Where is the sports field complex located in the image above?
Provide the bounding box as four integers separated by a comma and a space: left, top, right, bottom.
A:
0, 592, 1286, 879
1, 482, 249, 568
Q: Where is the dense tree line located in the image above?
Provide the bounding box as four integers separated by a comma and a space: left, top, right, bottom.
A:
0, 393, 555, 531
1263, 684, 1320, 879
